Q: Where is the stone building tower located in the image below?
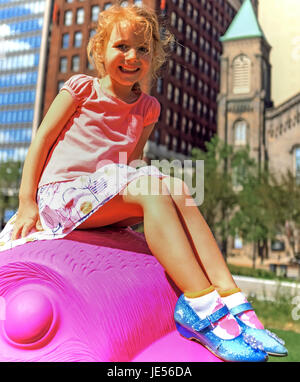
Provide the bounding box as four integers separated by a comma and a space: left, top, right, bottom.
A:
217, 0, 272, 170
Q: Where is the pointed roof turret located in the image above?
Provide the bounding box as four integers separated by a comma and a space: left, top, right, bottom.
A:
220, 0, 266, 42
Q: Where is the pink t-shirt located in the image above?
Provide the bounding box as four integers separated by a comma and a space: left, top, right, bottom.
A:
39, 74, 161, 187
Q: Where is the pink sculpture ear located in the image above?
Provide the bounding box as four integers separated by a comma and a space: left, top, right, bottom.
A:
4, 290, 58, 349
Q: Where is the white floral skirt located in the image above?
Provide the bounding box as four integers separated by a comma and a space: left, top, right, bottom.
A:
0, 164, 166, 252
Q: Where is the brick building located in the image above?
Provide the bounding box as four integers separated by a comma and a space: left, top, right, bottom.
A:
41, 0, 242, 161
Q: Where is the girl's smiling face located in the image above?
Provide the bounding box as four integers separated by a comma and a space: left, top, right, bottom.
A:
103, 21, 153, 89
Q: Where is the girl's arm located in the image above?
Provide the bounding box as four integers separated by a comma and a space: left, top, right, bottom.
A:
127, 123, 155, 163
11, 90, 77, 240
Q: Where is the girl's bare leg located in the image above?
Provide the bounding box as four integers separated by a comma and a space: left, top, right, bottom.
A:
162, 177, 237, 292
79, 176, 211, 294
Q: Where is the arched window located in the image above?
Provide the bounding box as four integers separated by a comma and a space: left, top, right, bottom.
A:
294, 146, 300, 184
233, 54, 251, 94
234, 120, 247, 146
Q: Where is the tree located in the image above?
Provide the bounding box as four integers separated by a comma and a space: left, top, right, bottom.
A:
191, 136, 237, 258
229, 163, 276, 267
0, 161, 22, 227
266, 171, 300, 260
192, 137, 280, 266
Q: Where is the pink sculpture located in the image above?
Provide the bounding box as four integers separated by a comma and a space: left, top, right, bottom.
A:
0, 228, 222, 362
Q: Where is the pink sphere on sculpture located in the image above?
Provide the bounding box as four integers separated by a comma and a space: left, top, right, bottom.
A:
4, 290, 55, 347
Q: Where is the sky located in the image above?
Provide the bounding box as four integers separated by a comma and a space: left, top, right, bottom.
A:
258, 0, 300, 106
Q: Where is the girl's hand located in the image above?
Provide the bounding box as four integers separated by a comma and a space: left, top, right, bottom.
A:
11, 200, 43, 241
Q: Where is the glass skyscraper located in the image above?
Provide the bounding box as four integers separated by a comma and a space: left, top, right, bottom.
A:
0, 0, 50, 163
0, 0, 51, 225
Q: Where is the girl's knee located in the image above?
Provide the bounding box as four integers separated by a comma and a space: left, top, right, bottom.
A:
122, 175, 171, 206
162, 177, 191, 205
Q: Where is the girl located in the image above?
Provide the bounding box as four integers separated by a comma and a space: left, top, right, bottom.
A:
0, 4, 286, 361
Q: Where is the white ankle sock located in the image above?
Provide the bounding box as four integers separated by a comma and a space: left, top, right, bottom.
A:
184, 290, 241, 339
222, 292, 264, 329
221, 291, 247, 310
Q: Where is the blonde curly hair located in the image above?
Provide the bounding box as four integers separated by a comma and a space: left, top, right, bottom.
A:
87, 3, 173, 82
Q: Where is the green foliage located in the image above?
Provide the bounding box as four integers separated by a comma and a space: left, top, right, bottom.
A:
191, 136, 237, 241
228, 263, 290, 282
266, 171, 300, 258
191, 135, 300, 261
0, 160, 22, 215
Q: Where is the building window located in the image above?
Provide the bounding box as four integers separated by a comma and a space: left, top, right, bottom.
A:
104, 3, 112, 10
87, 57, 94, 70
154, 129, 160, 144
58, 80, 65, 92
193, 9, 198, 23
173, 112, 178, 129
156, 78, 163, 94
192, 30, 198, 45
190, 74, 195, 88
168, 59, 174, 75
184, 47, 190, 62
197, 101, 202, 116
62, 33, 69, 49
178, 0, 185, 10
183, 92, 188, 109
234, 120, 247, 146
175, 64, 181, 80
176, 44, 182, 57
76, 8, 84, 24
191, 51, 197, 66
189, 96, 195, 113
91, 5, 100, 22
186, 25, 191, 40
234, 236, 243, 249
166, 108, 172, 125
233, 54, 251, 94
172, 136, 178, 151
295, 147, 300, 184
178, 17, 183, 33
184, 69, 189, 84
186, 3, 192, 18
59, 57, 68, 72
174, 88, 180, 104
72, 55, 80, 71
64, 10, 73, 26
74, 31, 82, 47
171, 11, 177, 27
167, 83, 173, 100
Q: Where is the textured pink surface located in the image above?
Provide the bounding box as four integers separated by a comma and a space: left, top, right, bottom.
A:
132, 331, 222, 362
0, 228, 221, 362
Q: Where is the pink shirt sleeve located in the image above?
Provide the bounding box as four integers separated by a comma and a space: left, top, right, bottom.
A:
143, 97, 161, 126
60, 74, 92, 104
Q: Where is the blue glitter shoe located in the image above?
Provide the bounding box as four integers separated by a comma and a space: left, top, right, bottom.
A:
174, 295, 268, 362
230, 302, 288, 357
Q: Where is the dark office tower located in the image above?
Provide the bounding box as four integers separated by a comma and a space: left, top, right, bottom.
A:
43, 0, 241, 160
149, 0, 241, 161
0, 0, 52, 163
